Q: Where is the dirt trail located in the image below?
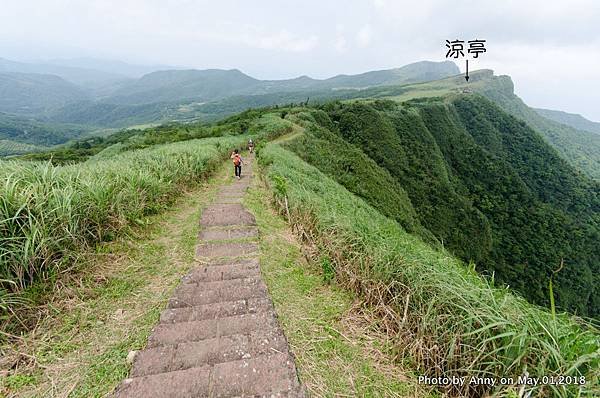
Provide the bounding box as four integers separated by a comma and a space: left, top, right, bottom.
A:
114, 155, 305, 397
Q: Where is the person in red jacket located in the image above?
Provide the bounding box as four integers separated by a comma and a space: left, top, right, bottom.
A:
230, 149, 243, 179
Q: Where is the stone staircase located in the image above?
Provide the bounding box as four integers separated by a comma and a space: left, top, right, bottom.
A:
114, 155, 305, 397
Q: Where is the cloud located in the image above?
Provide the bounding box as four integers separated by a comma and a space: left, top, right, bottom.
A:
241, 29, 319, 52
356, 24, 373, 48
372, 0, 386, 9
0, 0, 599, 119
333, 24, 348, 53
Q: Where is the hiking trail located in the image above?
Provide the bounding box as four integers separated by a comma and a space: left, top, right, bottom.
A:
114, 154, 305, 397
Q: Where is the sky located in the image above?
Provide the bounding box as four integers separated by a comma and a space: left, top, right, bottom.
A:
1, 0, 599, 121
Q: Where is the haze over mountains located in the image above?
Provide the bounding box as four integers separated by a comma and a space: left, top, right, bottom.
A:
1, 56, 600, 183
0, 58, 460, 152
0, 58, 460, 108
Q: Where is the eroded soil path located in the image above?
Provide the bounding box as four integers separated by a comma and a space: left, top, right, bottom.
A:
114, 155, 305, 397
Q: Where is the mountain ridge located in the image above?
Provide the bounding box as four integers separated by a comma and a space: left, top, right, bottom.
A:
103, 60, 460, 105
0, 57, 129, 88
534, 107, 600, 135
0, 72, 90, 114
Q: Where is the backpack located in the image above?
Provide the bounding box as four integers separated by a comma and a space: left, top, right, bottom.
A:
233, 154, 241, 166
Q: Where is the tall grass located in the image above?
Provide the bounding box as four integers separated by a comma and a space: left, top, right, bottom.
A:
259, 143, 599, 397
0, 136, 248, 309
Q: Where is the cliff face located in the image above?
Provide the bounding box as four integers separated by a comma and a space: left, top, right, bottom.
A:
468, 72, 600, 180
283, 96, 599, 317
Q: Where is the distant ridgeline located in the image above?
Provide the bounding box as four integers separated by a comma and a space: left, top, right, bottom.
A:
0, 60, 460, 155
283, 96, 600, 317
3, 60, 600, 186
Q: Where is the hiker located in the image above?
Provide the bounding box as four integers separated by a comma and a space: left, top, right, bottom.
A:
247, 139, 255, 153
231, 149, 243, 179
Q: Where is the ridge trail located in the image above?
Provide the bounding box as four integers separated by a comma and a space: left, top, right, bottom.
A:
114, 154, 305, 397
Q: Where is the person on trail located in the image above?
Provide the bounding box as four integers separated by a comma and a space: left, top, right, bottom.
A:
247, 139, 255, 153
231, 149, 243, 179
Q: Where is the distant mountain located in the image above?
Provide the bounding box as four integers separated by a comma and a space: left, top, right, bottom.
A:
103, 60, 460, 105
256, 60, 461, 92
0, 59, 459, 118
44, 57, 179, 78
106, 69, 262, 105
0, 111, 90, 146
0, 72, 90, 114
0, 57, 128, 89
47, 100, 169, 127
318, 60, 461, 88
534, 108, 600, 135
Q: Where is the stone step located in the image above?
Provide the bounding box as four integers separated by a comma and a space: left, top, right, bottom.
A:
200, 204, 256, 227
168, 279, 268, 309
116, 353, 302, 398
219, 183, 250, 191
114, 365, 210, 398
160, 298, 273, 324
131, 329, 288, 377
148, 311, 280, 347
202, 257, 260, 267
214, 195, 243, 204
211, 352, 301, 397
182, 262, 260, 283
174, 277, 263, 295
199, 226, 258, 241
196, 241, 259, 258
214, 189, 246, 197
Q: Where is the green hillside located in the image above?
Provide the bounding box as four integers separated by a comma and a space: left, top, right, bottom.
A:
465, 72, 600, 180
535, 108, 600, 135
1, 99, 598, 397
46, 100, 169, 127
282, 96, 599, 317
0, 112, 91, 147
259, 138, 598, 397
13, 86, 599, 317
106, 69, 262, 105
0, 139, 44, 156
0, 72, 90, 115
322, 69, 600, 181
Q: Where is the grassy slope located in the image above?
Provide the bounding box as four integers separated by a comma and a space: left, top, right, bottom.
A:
293, 98, 598, 317
2, 160, 422, 397
258, 142, 599, 397
1, 166, 223, 397
0, 136, 248, 307
0, 112, 294, 310
245, 173, 431, 397
282, 110, 429, 240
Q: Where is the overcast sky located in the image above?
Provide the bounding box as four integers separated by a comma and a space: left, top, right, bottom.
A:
1, 0, 599, 121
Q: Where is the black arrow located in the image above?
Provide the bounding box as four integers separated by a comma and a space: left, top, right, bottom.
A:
465, 59, 470, 82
